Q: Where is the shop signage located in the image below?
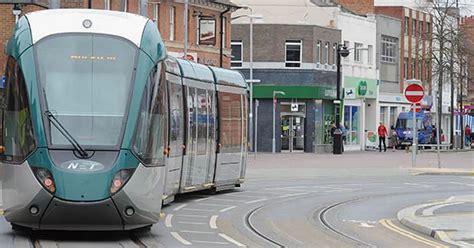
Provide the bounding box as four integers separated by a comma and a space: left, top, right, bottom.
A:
344, 77, 377, 99
344, 87, 356, 99
291, 103, 298, 112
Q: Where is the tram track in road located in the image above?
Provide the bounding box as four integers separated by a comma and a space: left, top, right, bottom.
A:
317, 197, 376, 248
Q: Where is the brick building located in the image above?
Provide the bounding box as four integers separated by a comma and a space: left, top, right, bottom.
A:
332, 0, 433, 93
0, 0, 239, 77
460, 16, 474, 106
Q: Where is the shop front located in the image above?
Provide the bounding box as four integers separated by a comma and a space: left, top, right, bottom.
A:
252, 85, 337, 153
343, 77, 378, 150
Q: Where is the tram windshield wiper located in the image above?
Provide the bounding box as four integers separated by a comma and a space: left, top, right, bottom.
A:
44, 111, 89, 158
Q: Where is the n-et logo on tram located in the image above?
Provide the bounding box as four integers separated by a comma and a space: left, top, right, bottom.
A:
60, 160, 105, 172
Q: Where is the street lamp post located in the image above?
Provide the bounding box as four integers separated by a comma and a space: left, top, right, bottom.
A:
273, 91, 286, 153
232, 9, 262, 154
334, 44, 349, 154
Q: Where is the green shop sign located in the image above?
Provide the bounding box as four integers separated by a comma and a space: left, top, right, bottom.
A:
344, 76, 377, 99
253, 85, 337, 99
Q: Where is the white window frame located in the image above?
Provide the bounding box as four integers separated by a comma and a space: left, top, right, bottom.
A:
354, 42, 363, 63
285, 40, 302, 68
222, 17, 226, 49
316, 40, 321, 64
152, 3, 159, 23
367, 45, 373, 65
169, 6, 176, 41
324, 41, 330, 64
381, 36, 397, 63
333, 43, 337, 65
231, 40, 243, 68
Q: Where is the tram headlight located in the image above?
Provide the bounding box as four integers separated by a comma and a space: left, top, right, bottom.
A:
32, 167, 56, 193
110, 169, 135, 194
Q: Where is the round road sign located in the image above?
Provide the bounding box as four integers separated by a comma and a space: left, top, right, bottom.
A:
410, 102, 422, 113
404, 84, 424, 103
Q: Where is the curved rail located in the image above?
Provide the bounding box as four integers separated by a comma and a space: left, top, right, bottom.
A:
245, 204, 285, 248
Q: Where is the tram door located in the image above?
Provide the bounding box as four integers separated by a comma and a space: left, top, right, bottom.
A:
281, 116, 305, 152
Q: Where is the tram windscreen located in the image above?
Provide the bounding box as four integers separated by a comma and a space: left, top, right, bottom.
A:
36, 34, 136, 148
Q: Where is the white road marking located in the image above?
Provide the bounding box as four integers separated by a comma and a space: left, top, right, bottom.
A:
165, 214, 173, 228
198, 203, 230, 207
209, 198, 247, 202
177, 221, 207, 225
210, 215, 218, 229
171, 232, 192, 245
240, 191, 281, 195
404, 183, 433, 188
180, 230, 215, 234
246, 198, 267, 204
280, 192, 309, 198
219, 233, 247, 247
449, 182, 474, 187
174, 214, 208, 218
181, 208, 216, 212
195, 197, 212, 202
359, 223, 375, 228
219, 206, 236, 212
173, 204, 187, 211
422, 201, 465, 216
192, 240, 230, 245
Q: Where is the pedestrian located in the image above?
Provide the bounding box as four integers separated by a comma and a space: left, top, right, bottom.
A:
465, 124, 471, 147
378, 122, 388, 152
431, 125, 437, 144
330, 122, 336, 137
390, 125, 398, 152
340, 123, 347, 143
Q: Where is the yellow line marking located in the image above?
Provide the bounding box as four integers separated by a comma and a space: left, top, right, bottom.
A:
0, 209, 3, 216
160, 212, 165, 219
379, 219, 448, 248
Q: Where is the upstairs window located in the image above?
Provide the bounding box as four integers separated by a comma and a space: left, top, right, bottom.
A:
285, 40, 302, 68
412, 19, 417, 36
324, 41, 330, 64
381, 36, 398, 63
354, 42, 363, 62
152, 3, 160, 24
333, 43, 337, 65
368, 45, 373, 65
316, 40, 321, 63
404, 17, 409, 35
169, 6, 175, 41
231, 40, 243, 68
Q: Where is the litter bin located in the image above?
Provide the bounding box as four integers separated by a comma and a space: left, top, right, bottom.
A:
453, 135, 462, 149
333, 129, 343, 154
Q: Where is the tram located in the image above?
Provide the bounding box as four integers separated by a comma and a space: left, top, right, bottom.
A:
0, 9, 248, 231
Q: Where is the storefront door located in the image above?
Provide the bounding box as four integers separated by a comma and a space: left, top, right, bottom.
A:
344, 105, 360, 145
281, 115, 305, 152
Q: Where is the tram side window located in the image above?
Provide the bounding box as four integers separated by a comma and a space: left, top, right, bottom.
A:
133, 64, 168, 166
1, 57, 35, 163
168, 79, 184, 157
196, 88, 208, 155
242, 94, 248, 148
218, 92, 242, 153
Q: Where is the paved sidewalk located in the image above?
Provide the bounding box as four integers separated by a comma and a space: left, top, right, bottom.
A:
398, 195, 474, 247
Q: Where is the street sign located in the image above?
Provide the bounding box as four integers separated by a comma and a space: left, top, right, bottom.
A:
410, 102, 422, 113
404, 84, 424, 103
291, 103, 298, 112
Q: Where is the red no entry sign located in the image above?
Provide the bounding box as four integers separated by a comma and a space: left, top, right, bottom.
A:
405, 84, 424, 103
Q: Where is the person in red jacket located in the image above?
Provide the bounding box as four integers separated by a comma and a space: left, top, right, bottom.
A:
378, 122, 388, 152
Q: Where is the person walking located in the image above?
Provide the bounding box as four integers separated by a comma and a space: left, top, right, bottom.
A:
390, 125, 398, 152
465, 125, 471, 148
378, 122, 388, 152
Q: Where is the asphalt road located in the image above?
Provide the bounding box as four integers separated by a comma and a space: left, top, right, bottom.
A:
0, 151, 473, 247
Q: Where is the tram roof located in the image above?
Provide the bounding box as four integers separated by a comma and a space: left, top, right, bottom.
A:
176, 58, 214, 83
25, 9, 148, 47
209, 66, 248, 89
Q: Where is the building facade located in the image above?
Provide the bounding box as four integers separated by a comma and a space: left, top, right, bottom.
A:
231, 24, 341, 153
0, 0, 238, 77
337, 11, 378, 151
375, 14, 410, 132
